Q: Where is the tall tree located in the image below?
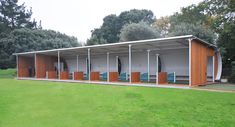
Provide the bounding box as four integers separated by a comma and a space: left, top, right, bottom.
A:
87, 9, 155, 45
152, 16, 170, 37
0, 0, 37, 29
168, 22, 216, 44
119, 22, 160, 42
0, 28, 80, 69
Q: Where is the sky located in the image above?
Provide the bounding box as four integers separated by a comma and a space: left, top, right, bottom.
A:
20, 0, 203, 42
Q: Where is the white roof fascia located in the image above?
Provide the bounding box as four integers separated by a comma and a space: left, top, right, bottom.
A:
13, 35, 216, 55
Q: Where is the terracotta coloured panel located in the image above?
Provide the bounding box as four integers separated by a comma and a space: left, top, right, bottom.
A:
18, 56, 34, 77
109, 72, 118, 82
60, 71, 69, 80
74, 72, 84, 80
47, 71, 57, 79
36, 54, 57, 78
158, 72, 167, 84
191, 40, 216, 86
90, 72, 100, 81
131, 72, 140, 83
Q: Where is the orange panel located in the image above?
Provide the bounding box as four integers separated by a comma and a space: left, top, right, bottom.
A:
47, 71, 57, 79
191, 40, 216, 86
158, 72, 167, 84
36, 54, 57, 78
18, 56, 34, 77
131, 72, 140, 83
74, 72, 84, 80
60, 71, 69, 80
91, 72, 100, 81
109, 72, 118, 82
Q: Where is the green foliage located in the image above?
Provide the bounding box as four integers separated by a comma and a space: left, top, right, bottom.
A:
0, 0, 80, 69
229, 61, 235, 83
0, 0, 38, 29
120, 22, 160, 42
217, 22, 235, 65
0, 68, 16, 78
168, 22, 216, 43
86, 35, 107, 45
152, 16, 171, 37
169, 3, 213, 28
0, 28, 80, 69
87, 9, 155, 45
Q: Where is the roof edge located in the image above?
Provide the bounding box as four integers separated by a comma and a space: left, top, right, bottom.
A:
191, 36, 217, 48
14, 35, 216, 56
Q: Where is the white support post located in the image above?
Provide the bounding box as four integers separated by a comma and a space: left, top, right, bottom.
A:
46, 71, 48, 79
34, 53, 37, 78
58, 51, 60, 80
212, 55, 215, 82
129, 45, 132, 83
188, 39, 192, 86
88, 48, 91, 81
72, 72, 74, 80
107, 52, 110, 82
147, 50, 150, 82
16, 55, 18, 79
76, 55, 79, 72
174, 72, 176, 83
116, 56, 119, 72
156, 54, 159, 85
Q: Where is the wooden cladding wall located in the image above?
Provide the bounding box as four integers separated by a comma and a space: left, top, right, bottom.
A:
36, 54, 57, 78
18, 56, 34, 77
191, 40, 218, 86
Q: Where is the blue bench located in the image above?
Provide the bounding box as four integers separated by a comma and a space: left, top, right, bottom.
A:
141, 73, 148, 82
168, 72, 176, 83
84, 73, 89, 80
101, 72, 107, 81
119, 73, 128, 81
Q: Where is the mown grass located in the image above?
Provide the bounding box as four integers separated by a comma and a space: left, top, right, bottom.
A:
0, 78, 234, 127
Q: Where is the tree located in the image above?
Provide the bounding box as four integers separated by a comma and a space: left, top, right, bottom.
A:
168, 22, 216, 44
118, 9, 155, 25
87, 9, 155, 45
0, 28, 80, 69
119, 22, 160, 42
152, 16, 171, 37
0, 0, 37, 29
86, 35, 107, 45
217, 22, 235, 65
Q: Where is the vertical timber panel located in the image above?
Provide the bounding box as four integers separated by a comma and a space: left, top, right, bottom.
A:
36, 54, 57, 78
18, 56, 34, 77
191, 40, 216, 86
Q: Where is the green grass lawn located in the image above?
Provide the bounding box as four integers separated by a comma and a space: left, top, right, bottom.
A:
0, 78, 235, 127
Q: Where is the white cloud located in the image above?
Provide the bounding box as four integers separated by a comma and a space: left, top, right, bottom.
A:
20, 0, 202, 42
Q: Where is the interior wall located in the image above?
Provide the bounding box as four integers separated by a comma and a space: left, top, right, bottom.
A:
65, 48, 189, 79
207, 56, 213, 80
18, 56, 35, 77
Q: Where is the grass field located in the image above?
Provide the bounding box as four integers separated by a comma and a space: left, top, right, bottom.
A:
0, 78, 235, 127
0, 69, 235, 126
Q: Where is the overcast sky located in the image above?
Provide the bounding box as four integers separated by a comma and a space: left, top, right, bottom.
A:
20, 0, 202, 42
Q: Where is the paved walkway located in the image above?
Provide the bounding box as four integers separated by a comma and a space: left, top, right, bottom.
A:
16, 78, 235, 93
192, 88, 235, 93
16, 77, 190, 89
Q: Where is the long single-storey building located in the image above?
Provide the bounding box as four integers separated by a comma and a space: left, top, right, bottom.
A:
13, 35, 222, 87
